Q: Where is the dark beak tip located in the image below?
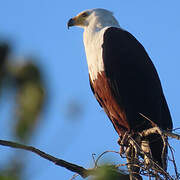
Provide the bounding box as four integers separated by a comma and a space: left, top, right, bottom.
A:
67, 18, 74, 29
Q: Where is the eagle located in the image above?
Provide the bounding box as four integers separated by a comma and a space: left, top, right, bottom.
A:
67, 8, 173, 171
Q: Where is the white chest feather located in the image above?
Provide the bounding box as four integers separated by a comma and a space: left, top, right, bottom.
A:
83, 27, 109, 81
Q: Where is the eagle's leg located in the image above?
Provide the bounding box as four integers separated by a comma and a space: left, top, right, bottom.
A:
126, 139, 142, 180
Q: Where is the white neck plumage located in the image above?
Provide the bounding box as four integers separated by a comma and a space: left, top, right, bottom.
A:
82, 11, 120, 81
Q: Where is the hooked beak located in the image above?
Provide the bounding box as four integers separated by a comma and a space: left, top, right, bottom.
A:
67, 18, 75, 29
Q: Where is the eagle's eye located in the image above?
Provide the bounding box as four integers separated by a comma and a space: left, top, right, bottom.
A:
81, 12, 88, 18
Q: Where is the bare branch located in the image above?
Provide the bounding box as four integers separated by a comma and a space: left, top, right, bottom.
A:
0, 124, 180, 180
139, 113, 180, 140
0, 139, 132, 179
162, 130, 180, 140
0, 140, 93, 178
128, 136, 173, 180
168, 143, 179, 179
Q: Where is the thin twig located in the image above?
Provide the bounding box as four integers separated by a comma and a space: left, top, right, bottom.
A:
172, 128, 180, 131
70, 174, 79, 180
168, 143, 179, 179
94, 150, 120, 167
92, 153, 97, 168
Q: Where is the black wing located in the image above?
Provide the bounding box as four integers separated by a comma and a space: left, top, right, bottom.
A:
102, 27, 172, 131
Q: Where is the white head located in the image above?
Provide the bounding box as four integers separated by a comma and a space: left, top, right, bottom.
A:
68, 9, 120, 80
67, 8, 120, 31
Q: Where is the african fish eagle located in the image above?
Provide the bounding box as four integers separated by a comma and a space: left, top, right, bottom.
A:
67, 8, 173, 170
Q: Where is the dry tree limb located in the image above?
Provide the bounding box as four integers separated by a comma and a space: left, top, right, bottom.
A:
163, 130, 180, 140
139, 113, 180, 179
0, 140, 94, 178
140, 124, 180, 141
0, 139, 130, 179
139, 113, 180, 140
128, 136, 173, 180
0, 118, 180, 180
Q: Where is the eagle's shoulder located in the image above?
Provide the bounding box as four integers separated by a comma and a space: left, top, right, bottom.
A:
102, 26, 146, 55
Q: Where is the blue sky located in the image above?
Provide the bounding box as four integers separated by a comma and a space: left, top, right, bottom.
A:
0, 1, 180, 179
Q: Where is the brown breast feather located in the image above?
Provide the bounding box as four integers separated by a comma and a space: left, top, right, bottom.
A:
90, 71, 130, 137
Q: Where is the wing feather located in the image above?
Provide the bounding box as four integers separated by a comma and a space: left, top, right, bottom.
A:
102, 27, 172, 131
